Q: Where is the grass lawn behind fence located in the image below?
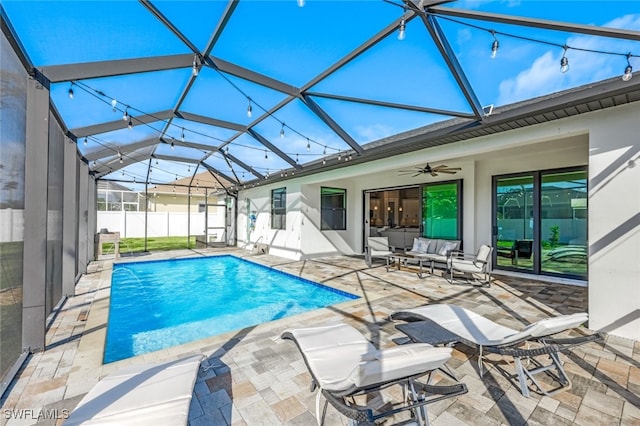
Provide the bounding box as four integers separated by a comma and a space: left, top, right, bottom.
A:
102, 236, 198, 254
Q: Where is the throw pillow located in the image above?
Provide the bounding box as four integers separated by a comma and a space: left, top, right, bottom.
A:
411, 238, 430, 253
438, 241, 458, 256
417, 238, 430, 253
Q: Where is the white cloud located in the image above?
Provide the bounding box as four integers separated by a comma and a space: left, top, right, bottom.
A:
355, 123, 395, 142
497, 14, 640, 105
604, 14, 640, 30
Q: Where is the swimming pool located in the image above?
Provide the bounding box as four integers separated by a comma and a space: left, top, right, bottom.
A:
104, 255, 357, 363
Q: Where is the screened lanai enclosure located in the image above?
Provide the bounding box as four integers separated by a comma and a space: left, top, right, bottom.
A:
2, 0, 640, 396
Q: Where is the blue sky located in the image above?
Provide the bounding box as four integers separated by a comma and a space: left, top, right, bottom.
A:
2, 0, 640, 189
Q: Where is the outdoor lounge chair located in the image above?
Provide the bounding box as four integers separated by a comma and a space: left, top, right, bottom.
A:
365, 236, 394, 267
496, 239, 533, 265
65, 354, 204, 425
282, 323, 467, 425
447, 244, 493, 286
391, 304, 603, 397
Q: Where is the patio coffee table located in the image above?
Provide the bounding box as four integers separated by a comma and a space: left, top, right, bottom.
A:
388, 254, 429, 278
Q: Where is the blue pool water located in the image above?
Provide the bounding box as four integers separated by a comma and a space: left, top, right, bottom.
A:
104, 255, 357, 363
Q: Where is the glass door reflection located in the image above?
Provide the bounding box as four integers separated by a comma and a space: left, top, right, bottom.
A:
540, 170, 587, 278
495, 175, 535, 271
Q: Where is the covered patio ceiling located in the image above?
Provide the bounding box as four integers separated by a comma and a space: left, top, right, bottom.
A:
2, 0, 640, 192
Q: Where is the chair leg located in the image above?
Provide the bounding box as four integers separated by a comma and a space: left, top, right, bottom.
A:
483, 269, 491, 287
521, 352, 572, 397
315, 390, 329, 426
513, 356, 531, 398
446, 257, 458, 284
477, 345, 484, 377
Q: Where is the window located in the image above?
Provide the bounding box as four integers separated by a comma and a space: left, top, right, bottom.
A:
321, 187, 346, 230
422, 181, 462, 240
271, 187, 286, 230
97, 191, 108, 211
97, 189, 142, 211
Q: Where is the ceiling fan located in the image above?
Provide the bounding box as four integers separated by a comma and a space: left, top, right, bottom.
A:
398, 163, 462, 177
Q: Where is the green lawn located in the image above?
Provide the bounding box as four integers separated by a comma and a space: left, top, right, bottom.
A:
0, 241, 24, 377
102, 236, 198, 254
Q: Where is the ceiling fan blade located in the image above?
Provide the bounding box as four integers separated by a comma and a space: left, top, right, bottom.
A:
412, 172, 423, 177
438, 170, 458, 174
431, 164, 447, 170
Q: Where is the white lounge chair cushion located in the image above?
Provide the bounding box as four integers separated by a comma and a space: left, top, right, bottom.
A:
349, 344, 452, 390
286, 323, 452, 392
523, 312, 589, 337
398, 304, 588, 347
286, 323, 371, 351
65, 354, 203, 426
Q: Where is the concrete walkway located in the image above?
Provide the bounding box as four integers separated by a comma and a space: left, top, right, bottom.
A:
1, 248, 638, 425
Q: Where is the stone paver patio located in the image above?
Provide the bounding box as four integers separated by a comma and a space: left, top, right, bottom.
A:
1, 248, 639, 426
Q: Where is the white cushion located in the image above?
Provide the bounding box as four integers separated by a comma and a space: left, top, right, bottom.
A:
395, 304, 588, 347
301, 343, 376, 391
287, 323, 369, 351
349, 345, 451, 390
285, 323, 451, 393
403, 305, 517, 346
524, 313, 588, 338
475, 245, 492, 263
438, 241, 458, 256
450, 258, 483, 274
368, 237, 390, 252
410, 238, 430, 254
65, 355, 203, 426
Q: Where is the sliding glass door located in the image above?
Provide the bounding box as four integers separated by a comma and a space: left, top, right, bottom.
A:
540, 170, 587, 277
493, 168, 587, 279
494, 175, 535, 272
364, 182, 461, 251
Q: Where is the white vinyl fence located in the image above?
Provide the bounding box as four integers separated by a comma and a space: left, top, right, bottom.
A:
1, 209, 221, 241
97, 211, 212, 238
0, 209, 24, 242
